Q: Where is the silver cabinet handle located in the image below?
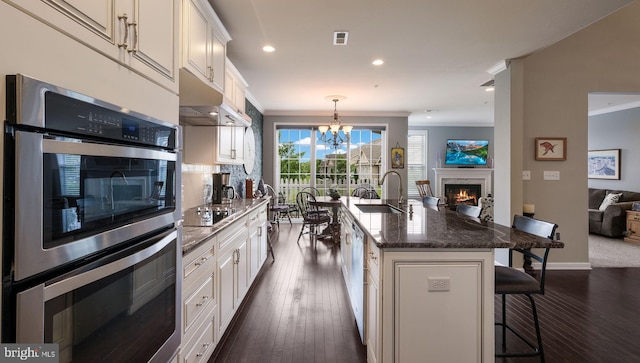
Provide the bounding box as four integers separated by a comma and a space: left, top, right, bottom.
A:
127, 20, 138, 54
117, 14, 129, 49
195, 295, 209, 307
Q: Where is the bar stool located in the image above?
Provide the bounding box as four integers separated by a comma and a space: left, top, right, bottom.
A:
495, 215, 558, 362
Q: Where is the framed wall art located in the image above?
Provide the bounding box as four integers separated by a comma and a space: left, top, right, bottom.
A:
535, 137, 567, 161
391, 144, 404, 169
588, 149, 621, 179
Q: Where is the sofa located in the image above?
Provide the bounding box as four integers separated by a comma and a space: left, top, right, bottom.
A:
589, 188, 640, 237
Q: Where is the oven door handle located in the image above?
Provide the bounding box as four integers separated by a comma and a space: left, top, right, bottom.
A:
42, 229, 177, 300
42, 137, 177, 161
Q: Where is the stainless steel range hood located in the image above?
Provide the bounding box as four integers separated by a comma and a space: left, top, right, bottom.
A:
178, 68, 251, 127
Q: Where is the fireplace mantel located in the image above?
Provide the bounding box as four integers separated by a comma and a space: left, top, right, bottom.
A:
433, 168, 493, 198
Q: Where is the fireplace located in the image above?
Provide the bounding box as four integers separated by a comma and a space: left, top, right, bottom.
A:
445, 184, 481, 207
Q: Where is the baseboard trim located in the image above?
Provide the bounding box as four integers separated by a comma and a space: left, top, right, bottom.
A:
534, 262, 593, 270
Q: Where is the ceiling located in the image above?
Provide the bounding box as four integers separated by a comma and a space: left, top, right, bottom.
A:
210, 0, 636, 126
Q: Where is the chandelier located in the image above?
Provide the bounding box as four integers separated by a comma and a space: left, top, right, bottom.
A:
318, 98, 352, 149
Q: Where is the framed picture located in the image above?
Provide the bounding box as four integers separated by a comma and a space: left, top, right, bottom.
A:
391, 147, 404, 169
535, 137, 567, 161
588, 149, 621, 179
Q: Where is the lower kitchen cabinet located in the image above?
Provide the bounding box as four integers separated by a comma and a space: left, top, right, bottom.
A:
180, 200, 270, 362
216, 215, 249, 336
377, 250, 494, 363
182, 235, 217, 363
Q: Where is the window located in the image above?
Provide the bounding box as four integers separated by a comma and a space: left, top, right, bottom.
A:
407, 130, 428, 198
276, 127, 384, 201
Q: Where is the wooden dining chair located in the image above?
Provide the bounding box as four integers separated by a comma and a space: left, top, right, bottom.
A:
415, 180, 434, 198
455, 203, 481, 218
295, 191, 333, 247
495, 215, 558, 362
265, 184, 292, 227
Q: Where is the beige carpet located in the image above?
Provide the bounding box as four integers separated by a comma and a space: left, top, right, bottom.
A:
589, 233, 640, 267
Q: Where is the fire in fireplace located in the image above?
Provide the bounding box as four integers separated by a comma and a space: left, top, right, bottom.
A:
445, 184, 481, 207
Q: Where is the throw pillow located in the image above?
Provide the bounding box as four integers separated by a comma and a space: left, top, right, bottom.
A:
599, 193, 622, 211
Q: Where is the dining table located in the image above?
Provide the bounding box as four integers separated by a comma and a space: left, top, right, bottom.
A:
310, 196, 343, 242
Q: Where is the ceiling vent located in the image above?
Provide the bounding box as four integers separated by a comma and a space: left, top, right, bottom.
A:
333, 31, 349, 45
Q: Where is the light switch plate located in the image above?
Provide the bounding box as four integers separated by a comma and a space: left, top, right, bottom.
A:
543, 171, 560, 180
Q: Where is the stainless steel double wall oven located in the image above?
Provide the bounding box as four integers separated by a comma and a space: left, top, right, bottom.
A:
2, 74, 182, 362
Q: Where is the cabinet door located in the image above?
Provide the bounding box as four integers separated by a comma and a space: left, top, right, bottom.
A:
214, 127, 244, 164
393, 261, 483, 362
5, 1, 116, 52
248, 227, 260, 283
217, 248, 235, 335
210, 29, 226, 92
366, 271, 380, 363
183, 0, 210, 84
259, 222, 268, 266
235, 240, 249, 304
128, 0, 177, 82
232, 78, 245, 115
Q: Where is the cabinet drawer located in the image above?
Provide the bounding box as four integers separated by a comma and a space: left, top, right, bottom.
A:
367, 238, 380, 282
184, 275, 215, 334
183, 310, 215, 363
218, 218, 247, 253
629, 212, 640, 222
184, 242, 215, 280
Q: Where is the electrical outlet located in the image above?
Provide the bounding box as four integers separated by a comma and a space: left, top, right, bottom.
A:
556, 232, 561, 240
543, 171, 560, 180
522, 171, 531, 180
427, 277, 450, 291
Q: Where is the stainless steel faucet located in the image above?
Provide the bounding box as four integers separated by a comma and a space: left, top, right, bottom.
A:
379, 170, 403, 205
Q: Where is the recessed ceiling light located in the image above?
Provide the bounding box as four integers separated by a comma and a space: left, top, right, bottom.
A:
372, 59, 384, 66
263, 45, 276, 52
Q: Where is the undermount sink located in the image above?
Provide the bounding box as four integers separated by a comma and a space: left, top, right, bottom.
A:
355, 204, 405, 214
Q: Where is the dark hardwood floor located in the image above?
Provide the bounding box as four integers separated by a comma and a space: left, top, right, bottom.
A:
211, 223, 640, 363
210, 224, 367, 363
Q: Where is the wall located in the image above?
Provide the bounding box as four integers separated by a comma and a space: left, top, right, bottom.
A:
263, 115, 409, 200
410, 126, 494, 183
499, 1, 640, 267
588, 107, 640, 191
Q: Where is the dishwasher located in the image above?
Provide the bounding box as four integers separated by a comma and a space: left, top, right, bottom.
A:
351, 222, 365, 342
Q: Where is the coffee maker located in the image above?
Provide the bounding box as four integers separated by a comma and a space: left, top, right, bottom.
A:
212, 173, 233, 204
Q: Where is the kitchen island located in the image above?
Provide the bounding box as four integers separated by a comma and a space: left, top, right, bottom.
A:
338, 197, 563, 363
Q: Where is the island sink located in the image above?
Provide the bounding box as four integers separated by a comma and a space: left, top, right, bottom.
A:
355, 204, 405, 214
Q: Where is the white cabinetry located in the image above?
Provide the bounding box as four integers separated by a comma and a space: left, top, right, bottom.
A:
366, 239, 381, 363
182, 125, 244, 165
182, 0, 229, 92
224, 60, 248, 116
340, 207, 354, 297
182, 235, 217, 363
248, 205, 268, 282
216, 217, 249, 336
378, 250, 494, 363
214, 126, 245, 165
6, 0, 179, 91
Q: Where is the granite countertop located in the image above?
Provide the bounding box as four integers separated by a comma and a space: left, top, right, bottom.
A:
181, 197, 270, 254
341, 197, 564, 250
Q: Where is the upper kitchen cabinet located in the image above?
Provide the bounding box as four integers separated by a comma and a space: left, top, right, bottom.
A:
224, 60, 248, 117
182, 0, 229, 93
5, 0, 179, 92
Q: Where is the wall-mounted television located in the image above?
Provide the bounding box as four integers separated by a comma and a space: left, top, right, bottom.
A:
445, 139, 489, 166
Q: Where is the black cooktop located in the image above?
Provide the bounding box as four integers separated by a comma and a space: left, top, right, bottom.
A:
183, 205, 235, 227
